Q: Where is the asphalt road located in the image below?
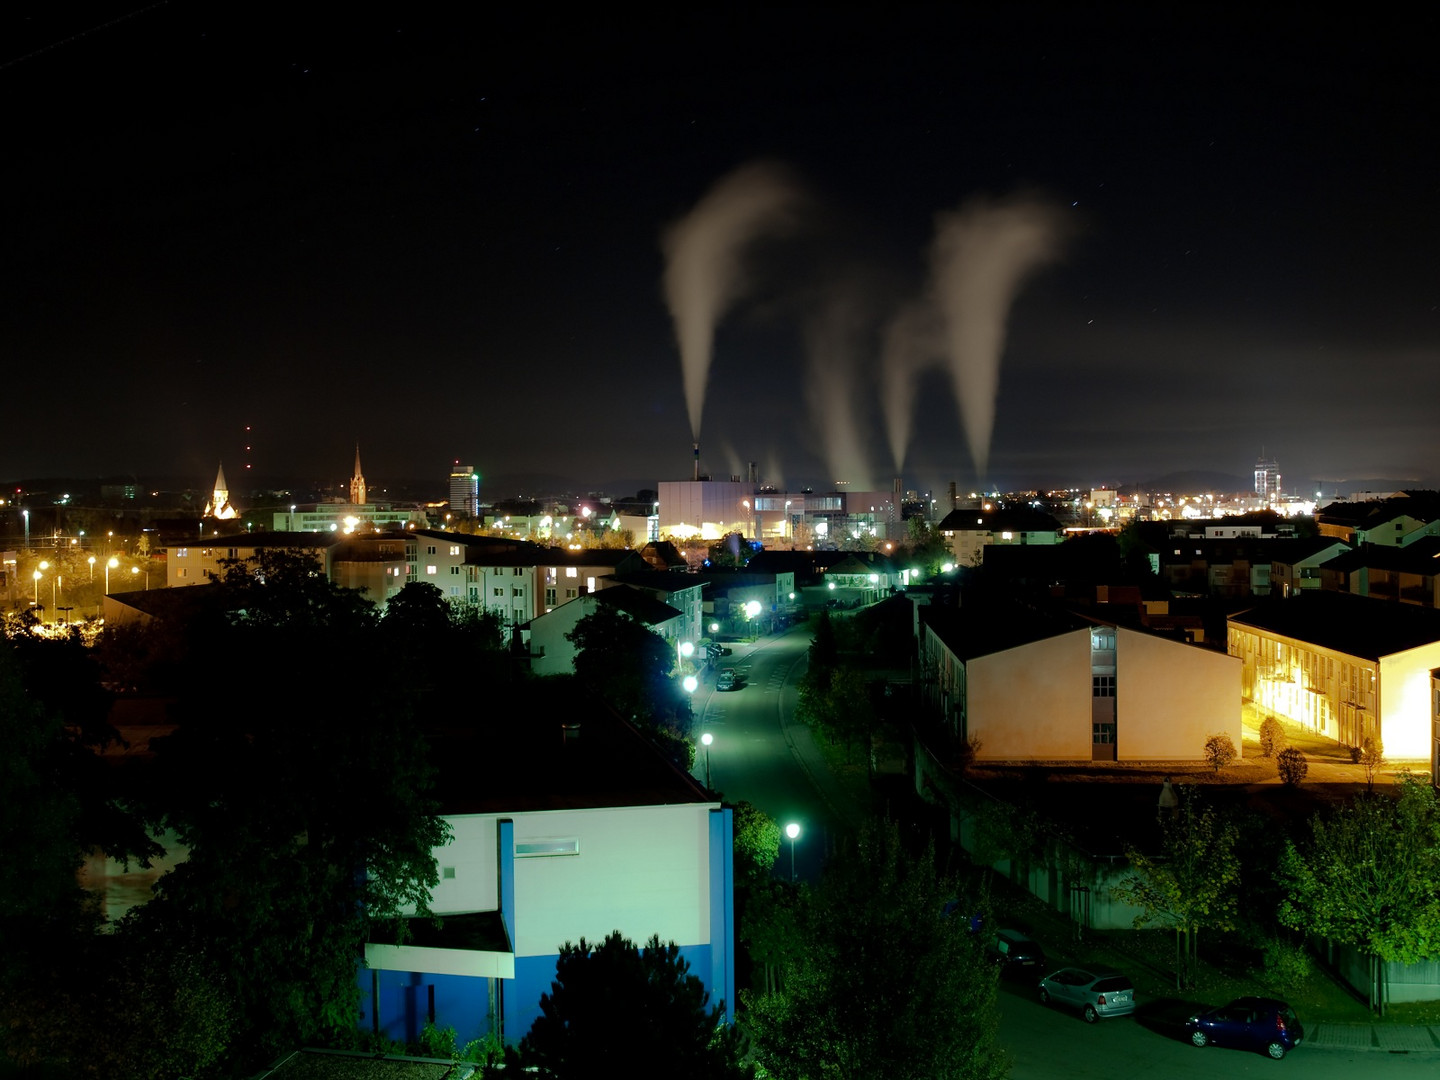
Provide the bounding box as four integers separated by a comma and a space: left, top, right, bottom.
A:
997, 980, 1436, 1078
692, 623, 848, 884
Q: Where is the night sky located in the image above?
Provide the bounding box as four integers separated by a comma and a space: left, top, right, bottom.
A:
6, 7, 1438, 499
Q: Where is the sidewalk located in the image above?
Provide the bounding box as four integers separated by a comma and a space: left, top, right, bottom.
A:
1307, 1022, 1440, 1052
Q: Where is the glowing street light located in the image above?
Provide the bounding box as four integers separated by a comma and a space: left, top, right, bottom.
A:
785, 822, 801, 882
700, 732, 713, 789
682, 674, 699, 695
88, 555, 95, 580
33, 569, 42, 610
105, 557, 118, 594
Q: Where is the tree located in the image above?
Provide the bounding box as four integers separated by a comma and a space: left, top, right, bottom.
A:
731, 801, 781, 886
903, 517, 952, 574
744, 821, 1006, 1080
1203, 732, 1236, 772
567, 603, 691, 768
1111, 790, 1240, 991
130, 548, 450, 1065
1278, 777, 1440, 1013
508, 932, 750, 1079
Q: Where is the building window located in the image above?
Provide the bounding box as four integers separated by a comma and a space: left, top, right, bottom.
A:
565, 588, 578, 599
425, 565, 437, 575
545, 587, 557, 606
515, 838, 580, 858
1093, 676, 1115, 697
176, 567, 188, 578
450, 566, 460, 575
512, 587, 523, 597
1092, 723, 1115, 744
565, 567, 578, 578
427, 546, 437, 555
493, 587, 504, 597
175, 548, 189, 559
514, 567, 523, 576
449, 545, 461, 555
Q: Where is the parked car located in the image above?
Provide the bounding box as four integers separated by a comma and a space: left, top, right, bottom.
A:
1186, 997, 1303, 1059
1037, 967, 1135, 1022
716, 668, 738, 691
988, 929, 1046, 975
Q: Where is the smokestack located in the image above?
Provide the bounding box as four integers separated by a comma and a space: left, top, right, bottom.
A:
693, 442, 700, 482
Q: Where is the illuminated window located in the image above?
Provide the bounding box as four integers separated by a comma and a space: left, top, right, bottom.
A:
565, 567, 578, 578
425, 565, 437, 575
449, 545, 461, 555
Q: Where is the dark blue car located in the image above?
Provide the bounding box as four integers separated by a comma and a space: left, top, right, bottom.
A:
1186, 997, 1303, 1059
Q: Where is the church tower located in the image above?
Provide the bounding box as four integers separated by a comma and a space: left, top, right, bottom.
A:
349, 444, 367, 505
203, 462, 238, 520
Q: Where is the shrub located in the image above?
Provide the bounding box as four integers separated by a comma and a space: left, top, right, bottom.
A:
1258, 715, 1286, 758
1259, 937, 1313, 990
1359, 735, 1384, 790
1203, 733, 1237, 772
1276, 747, 1308, 786
1348, 743, 1363, 764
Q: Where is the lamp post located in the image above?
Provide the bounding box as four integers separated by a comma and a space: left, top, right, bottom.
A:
785, 822, 801, 882
105, 557, 118, 594
88, 555, 95, 580
32, 569, 42, 612
132, 565, 149, 590
701, 732, 713, 789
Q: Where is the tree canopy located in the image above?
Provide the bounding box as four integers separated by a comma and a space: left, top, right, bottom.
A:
744, 821, 1006, 1080
507, 931, 750, 1080
1110, 789, 1240, 990
1278, 776, 1440, 1009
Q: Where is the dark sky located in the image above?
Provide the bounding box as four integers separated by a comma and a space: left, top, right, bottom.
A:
5, 6, 1438, 499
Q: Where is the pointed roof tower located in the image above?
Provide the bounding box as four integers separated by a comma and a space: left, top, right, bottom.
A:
349, 443, 367, 505
203, 462, 238, 520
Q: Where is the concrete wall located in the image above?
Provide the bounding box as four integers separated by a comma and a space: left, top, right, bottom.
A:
1117, 628, 1241, 760
969, 630, 1092, 760
1379, 642, 1440, 760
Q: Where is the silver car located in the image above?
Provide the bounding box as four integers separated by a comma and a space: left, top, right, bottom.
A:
1038, 967, 1135, 1023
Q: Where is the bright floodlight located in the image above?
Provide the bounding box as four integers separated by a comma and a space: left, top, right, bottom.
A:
701, 733, 713, 747
679, 641, 695, 658
744, 600, 761, 618
785, 823, 800, 840
683, 675, 698, 694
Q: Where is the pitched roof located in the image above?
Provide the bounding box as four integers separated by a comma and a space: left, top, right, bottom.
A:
1228, 592, 1440, 659
937, 506, 1063, 533
919, 597, 1089, 661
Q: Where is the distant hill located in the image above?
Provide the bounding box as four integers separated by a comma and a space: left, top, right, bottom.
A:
1142, 470, 1248, 494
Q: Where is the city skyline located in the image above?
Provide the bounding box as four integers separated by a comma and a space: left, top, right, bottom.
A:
5, 9, 1438, 496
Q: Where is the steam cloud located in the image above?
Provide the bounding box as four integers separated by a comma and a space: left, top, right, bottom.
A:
803, 282, 876, 490
929, 194, 1069, 480
662, 162, 803, 442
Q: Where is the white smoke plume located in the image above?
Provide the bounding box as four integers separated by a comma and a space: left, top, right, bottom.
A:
802, 282, 877, 490
661, 161, 804, 442
878, 300, 943, 473
929, 193, 1069, 480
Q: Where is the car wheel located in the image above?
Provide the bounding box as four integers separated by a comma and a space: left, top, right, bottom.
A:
1190, 1030, 1208, 1048
1039, 988, 1050, 1004
1083, 1005, 1098, 1024
1266, 1041, 1287, 1060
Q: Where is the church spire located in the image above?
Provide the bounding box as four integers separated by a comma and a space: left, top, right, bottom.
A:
203, 462, 238, 520
349, 443, 367, 505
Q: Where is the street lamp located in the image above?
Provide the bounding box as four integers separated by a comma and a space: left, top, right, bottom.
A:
105, 557, 118, 593
132, 565, 149, 590
88, 555, 95, 580
32, 569, 42, 611
785, 822, 801, 882
701, 732, 713, 789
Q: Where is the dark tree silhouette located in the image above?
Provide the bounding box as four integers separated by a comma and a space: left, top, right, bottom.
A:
510, 931, 749, 1079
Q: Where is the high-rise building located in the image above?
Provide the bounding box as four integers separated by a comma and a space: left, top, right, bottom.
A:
449, 462, 480, 517
1254, 455, 1281, 503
